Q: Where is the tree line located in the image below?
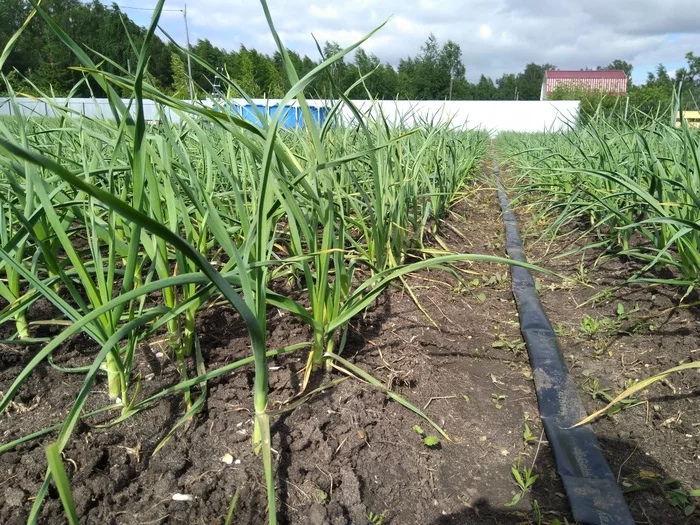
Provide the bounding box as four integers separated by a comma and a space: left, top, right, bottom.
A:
1, 0, 699, 112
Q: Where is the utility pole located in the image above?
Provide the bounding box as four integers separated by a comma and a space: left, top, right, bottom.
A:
183, 4, 194, 101
119, 4, 195, 100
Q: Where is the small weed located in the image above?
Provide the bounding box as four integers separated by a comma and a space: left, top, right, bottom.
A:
531, 500, 569, 524
582, 377, 640, 416
579, 315, 614, 357
615, 303, 625, 320
413, 424, 440, 448
368, 509, 388, 524
522, 424, 536, 447
484, 271, 509, 288
491, 393, 507, 409
575, 256, 589, 284
664, 478, 700, 516
423, 435, 440, 447
592, 338, 611, 360
553, 322, 576, 337
452, 278, 479, 296
579, 304, 640, 342
623, 473, 700, 517
491, 333, 527, 356
631, 318, 657, 334
594, 289, 613, 303
453, 278, 490, 304
582, 376, 611, 403
614, 302, 639, 329
579, 315, 606, 337
505, 455, 538, 507
311, 487, 328, 505
630, 319, 644, 334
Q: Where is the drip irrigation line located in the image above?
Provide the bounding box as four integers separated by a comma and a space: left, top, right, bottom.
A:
494, 160, 634, 525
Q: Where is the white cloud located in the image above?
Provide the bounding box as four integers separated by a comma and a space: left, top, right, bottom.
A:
108, 0, 700, 84
308, 5, 340, 20
393, 16, 416, 34
479, 24, 492, 39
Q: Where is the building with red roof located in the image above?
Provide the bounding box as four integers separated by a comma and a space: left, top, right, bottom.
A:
540, 70, 628, 100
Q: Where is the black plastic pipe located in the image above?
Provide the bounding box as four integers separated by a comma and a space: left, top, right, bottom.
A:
494, 163, 634, 525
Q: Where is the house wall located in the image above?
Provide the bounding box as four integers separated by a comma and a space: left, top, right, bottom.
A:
544, 77, 628, 97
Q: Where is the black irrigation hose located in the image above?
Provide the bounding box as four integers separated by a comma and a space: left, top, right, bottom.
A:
494, 163, 634, 525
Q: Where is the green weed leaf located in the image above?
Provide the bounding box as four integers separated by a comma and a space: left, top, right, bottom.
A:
423, 435, 440, 448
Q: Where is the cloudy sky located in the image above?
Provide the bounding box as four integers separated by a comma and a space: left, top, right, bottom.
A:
113, 0, 700, 84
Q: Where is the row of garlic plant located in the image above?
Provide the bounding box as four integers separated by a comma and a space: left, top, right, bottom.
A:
0, 2, 519, 523
498, 115, 700, 292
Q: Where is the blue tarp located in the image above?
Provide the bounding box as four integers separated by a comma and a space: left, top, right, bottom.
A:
214, 101, 329, 128
269, 105, 299, 128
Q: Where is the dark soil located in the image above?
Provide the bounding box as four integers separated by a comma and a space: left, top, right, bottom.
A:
1, 168, 699, 525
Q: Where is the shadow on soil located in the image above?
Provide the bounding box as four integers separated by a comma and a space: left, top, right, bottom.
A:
425, 436, 689, 525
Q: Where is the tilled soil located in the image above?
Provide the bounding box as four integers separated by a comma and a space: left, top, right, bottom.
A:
1, 171, 699, 525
